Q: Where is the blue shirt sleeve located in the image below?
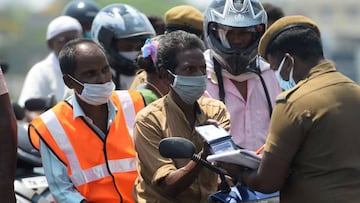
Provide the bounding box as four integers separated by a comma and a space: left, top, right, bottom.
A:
40, 140, 85, 203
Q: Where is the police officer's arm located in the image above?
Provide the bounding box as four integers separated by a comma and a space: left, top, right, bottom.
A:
218, 151, 290, 193
224, 98, 305, 193
242, 151, 290, 193
0, 68, 17, 201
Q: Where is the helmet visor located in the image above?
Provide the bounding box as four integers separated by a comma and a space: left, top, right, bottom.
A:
210, 23, 264, 54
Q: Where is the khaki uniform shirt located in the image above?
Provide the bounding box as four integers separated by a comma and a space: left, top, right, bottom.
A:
265, 61, 360, 202
133, 95, 230, 203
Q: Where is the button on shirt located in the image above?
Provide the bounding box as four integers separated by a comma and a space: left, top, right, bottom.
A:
204, 50, 281, 150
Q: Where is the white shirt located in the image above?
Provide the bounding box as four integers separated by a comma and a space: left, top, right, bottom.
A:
18, 52, 68, 107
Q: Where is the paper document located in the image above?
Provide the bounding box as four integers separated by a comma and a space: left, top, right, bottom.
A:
206, 149, 262, 169
195, 124, 236, 153
195, 124, 230, 143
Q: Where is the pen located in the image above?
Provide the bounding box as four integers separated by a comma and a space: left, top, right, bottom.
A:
255, 144, 265, 155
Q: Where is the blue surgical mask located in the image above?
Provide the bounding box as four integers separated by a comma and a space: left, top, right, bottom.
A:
275, 56, 296, 91
67, 74, 115, 106
168, 71, 207, 104
84, 31, 92, 39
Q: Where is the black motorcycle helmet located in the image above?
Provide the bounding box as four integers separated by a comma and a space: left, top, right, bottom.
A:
62, 0, 100, 38
91, 3, 155, 76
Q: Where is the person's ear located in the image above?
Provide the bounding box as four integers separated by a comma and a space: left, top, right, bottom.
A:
63, 74, 73, 89
158, 68, 173, 85
283, 53, 294, 74
63, 74, 84, 94
47, 40, 54, 50
158, 68, 167, 79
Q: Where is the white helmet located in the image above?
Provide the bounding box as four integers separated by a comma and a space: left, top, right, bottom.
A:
204, 0, 267, 75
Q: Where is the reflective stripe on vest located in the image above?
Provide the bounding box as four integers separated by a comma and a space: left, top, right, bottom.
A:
115, 91, 136, 137
29, 91, 142, 150
40, 106, 137, 187
71, 158, 136, 187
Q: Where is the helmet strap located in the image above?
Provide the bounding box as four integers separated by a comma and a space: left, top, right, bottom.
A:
213, 59, 226, 104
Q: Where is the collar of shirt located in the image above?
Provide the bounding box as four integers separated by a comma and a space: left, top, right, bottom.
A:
160, 95, 209, 139
306, 61, 337, 80
167, 93, 202, 115
67, 94, 117, 129
275, 61, 338, 102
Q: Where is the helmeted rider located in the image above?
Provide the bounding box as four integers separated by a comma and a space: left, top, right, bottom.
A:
62, 0, 101, 39
204, 0, 281, 150
91, 3, 156, 90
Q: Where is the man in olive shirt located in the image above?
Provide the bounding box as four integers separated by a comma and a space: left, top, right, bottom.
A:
133, 31, 230, 203
222, 15, 360, 202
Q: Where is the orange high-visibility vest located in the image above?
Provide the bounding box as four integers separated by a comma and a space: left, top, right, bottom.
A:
29, 90, 145, 203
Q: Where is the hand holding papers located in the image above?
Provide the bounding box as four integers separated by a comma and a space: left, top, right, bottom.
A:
195, 124, 262, 169
195, 124, 237, 154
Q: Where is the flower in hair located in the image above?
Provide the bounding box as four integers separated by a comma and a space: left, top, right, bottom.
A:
141, 38, 159, 63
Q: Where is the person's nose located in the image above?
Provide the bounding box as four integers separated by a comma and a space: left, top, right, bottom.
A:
227, 30, 252, 48
229, 36, 247, 47
194, 66, 206, 76
98, 72, 112, 84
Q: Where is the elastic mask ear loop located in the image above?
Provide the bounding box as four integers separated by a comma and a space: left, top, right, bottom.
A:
167, 70, 177, 87
288, 56, 295, 80
67, 74, 83, 87
277, 57, 286, 73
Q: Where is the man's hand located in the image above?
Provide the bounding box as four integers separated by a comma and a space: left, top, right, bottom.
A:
205, 119, 220, 126
217, 162, 254, 182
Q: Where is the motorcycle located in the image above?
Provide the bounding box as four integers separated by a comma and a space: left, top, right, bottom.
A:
14, 97, 56, 203
158, 137, 279, 203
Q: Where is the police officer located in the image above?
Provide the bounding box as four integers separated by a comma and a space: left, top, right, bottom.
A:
221, 15, 360, 202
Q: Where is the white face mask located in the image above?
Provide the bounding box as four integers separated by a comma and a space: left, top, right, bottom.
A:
118, 51, 139, 61
275, 56, 296, 91
67, 74, 115, 106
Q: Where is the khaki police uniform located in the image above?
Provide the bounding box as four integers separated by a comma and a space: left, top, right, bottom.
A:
265, 61, 360, 202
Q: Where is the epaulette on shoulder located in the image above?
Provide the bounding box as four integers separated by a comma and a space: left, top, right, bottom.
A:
275, 91, 288, 103
276, 85, 300, 103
